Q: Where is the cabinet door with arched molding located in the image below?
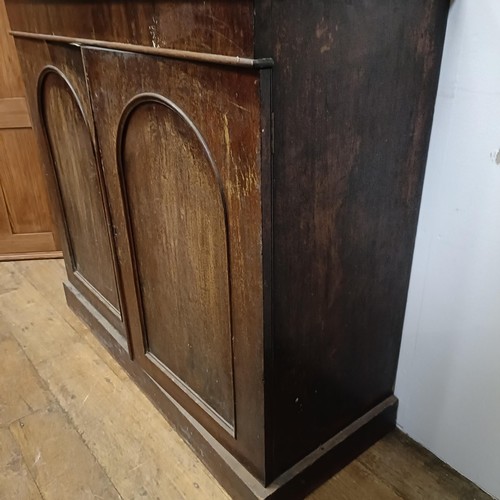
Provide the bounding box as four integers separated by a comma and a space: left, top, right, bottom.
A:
83, 48, 269, 473
13, 39, 125, 340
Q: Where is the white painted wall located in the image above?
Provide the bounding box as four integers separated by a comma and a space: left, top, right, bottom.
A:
395, 1, 500, 498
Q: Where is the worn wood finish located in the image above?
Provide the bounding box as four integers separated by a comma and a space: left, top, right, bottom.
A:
10, 31, 273, 69
13, 39, 124, 336
0, 335, 52, 426
5, 0, 255, 57
0, 260, 232, 500
0, 260, 491, 500
5, 0, 449, 496
84, 48, 266, 475
11, 407, 121, 499
0, 429, 43, 500
120, 98, 235, 427
255, 0, 450, 478
39, 68, 119, 310
358, 431, 493, 500
0, 0, 60, 259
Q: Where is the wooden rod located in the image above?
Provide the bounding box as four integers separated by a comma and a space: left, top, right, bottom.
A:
10, 30, 274, 69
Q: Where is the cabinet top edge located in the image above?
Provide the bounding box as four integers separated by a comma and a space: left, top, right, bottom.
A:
5, 0, 257, 59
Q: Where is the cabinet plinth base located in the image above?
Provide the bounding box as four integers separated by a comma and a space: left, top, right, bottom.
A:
63, 280, 397, 499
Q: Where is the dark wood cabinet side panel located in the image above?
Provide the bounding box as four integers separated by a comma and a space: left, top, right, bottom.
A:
255, 0, 449, 476
5, 0, 255, 58
83, 49, 266, 478
14, 38, 124, 334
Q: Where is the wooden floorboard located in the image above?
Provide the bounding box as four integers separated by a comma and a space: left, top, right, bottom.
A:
0, 260, 492, 500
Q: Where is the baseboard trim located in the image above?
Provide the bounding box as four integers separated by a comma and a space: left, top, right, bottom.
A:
0, 250, 63, 262
64, 280, 398, 499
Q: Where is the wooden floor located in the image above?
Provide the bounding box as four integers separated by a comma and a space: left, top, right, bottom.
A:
0, 260, 491, 500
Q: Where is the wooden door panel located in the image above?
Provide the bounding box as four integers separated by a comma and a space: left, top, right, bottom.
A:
0, 0, 60, 259
12, 39, 124, 334
39, 69, 119, 311
0, 128, 53, 234
84, 48, 266, 469
0, 97, 31, 128
119, 98, 234, 425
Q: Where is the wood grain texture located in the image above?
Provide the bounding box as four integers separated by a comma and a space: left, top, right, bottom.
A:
13, 258, 128, 382
0, 260, 491, 500
0, 250, 61, 262
5, 0, 255, 57
13, 39, 124, 333
0, 97, 31, 128
119, 97, 235, 427
10, 31, 273, 69
0, 232, 57, 256
10, 407, 121, 499
0, 336, 52, 426
84, 48, 266, 478
0, 129, 53, 234
39, 68, 119, 311
0, 429, 42, 500
0, 0, 24, 98
254, 0, 450, 477
310, 460, 403, 500
0, 0, 59, 259
358, 432, 493, 500
0, 260, 230, 500
6, 0, 450, 494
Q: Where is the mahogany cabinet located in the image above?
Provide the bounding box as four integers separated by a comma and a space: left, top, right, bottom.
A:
5, 1, 449, 497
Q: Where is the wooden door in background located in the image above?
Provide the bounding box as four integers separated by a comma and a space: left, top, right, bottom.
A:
0, 0, 60, 260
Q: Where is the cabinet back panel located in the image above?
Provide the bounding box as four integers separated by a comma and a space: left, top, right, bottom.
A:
40, 70, 120, 311
120, 100, 234, 425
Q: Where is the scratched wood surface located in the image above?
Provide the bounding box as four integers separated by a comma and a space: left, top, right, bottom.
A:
83, 48, 266, 474
0, 259, 492, 500
4, 0, 255, 57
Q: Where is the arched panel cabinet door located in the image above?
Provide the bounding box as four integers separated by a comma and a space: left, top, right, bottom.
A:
38, 65, 123, 336
83, 48, 267, 473
117, 94, 236, 431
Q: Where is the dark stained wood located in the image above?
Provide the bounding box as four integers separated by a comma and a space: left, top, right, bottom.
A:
83, 48, 266, 477
120, 97, 235, 427
10, 31, 273, 69
254, 0, 449, 478
65, 279, 398, 500
13, 39, 124, 336
6, 1, 255, 57
40, 69, 119, 311
2, 260, 490, 500
5, 0, 449, 497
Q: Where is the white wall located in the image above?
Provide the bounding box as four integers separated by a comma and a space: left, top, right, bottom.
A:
395, 2, 500, 498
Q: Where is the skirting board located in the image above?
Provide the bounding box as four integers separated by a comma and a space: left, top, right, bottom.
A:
64, 280, 398, 499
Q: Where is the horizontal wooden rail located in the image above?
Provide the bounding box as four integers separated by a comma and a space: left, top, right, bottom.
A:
10, 31, 274, 69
